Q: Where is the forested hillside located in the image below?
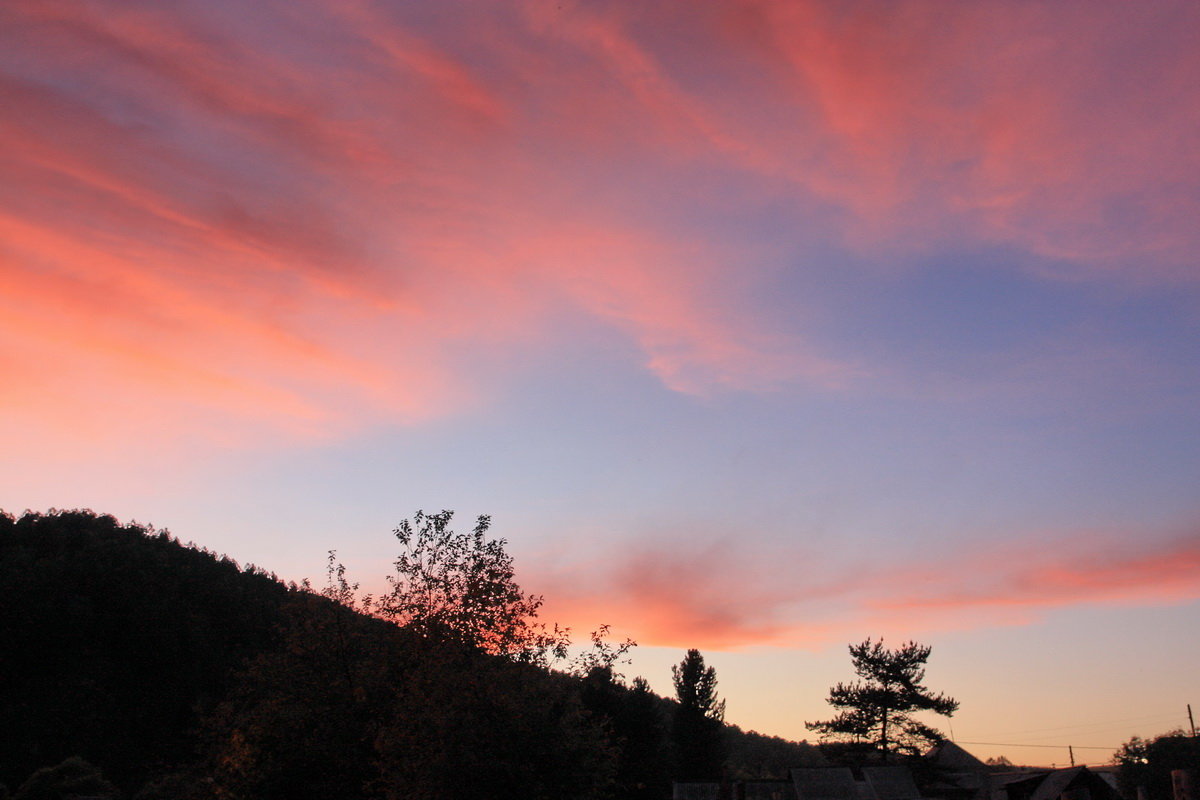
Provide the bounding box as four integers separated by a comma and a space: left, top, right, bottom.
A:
0, 510, 819, 799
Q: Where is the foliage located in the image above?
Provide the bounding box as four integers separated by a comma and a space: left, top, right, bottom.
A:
806, 639, 958, 761
725, 727, 825, 779
376, 647, 616, 800
1116, 731, 1200, 800
131, 772, 217, 800
201, 591, 406, 800
0, 510, 292, 792
13, 757, 117, 800
1, 507, 833, 798
570, 624, 637, 678
577, 669, 673, 799
672, 649, 728, 780
376, 510, 569, 664
613, 676, 674, 799
673, 648, 726, 722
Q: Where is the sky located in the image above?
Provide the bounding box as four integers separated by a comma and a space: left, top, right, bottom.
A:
2, 0, 1199, 765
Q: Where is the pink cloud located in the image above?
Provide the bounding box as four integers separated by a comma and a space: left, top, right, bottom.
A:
1, 0, 1195, 458
1, 1, 845, 431
525, 1, 1200, 276
720, 1, 1200, 274
879, 533, 1200, 615
533, 527, 1200, 651
535, 539, 811, 650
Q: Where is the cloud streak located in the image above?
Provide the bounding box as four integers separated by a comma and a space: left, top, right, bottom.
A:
1, 0, 1196, 455
701, 1, 1200, 273
535, 527, 1200, 650
0, 0, 847, 450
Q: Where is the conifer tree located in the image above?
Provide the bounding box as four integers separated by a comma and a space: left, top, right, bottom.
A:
672, 649, 727, 780
806, 639, 957, 761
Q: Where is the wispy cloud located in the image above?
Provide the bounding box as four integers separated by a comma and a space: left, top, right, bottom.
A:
1, 0, 1195, 455
535, 526, 1200, 650
0, 0, 857, 451
722, 1, 1200, 274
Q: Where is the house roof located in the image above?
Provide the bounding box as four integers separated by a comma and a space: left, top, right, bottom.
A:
926, 741, 990, 773
863, 766, 922, 800
791, 767, 863, 800
1027, 767, 1086, 800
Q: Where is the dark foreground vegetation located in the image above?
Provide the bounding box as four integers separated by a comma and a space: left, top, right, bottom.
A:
1115, 731, 1200, 800
0, 509, 820, 799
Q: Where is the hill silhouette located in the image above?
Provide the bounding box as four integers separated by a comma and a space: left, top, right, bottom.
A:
0, 509, 819, 799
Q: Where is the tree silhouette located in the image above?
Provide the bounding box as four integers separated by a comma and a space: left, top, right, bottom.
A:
376, 510, 569, 664
0, 510, 294, 792
13, 757, 117, 800
672, 649, 727, 780
1116, 731, 1200, 800
806, 639, 957, 761
2, 508, 812, 797
375, 647, 616, 800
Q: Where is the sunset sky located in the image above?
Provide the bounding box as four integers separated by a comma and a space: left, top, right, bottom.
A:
3, 0, 1199, 764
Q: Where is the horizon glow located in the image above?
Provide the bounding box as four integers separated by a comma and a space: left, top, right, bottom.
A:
2, 0, 1198, 765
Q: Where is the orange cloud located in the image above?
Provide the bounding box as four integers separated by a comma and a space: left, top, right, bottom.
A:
3, 0, 859, 457
722, 1, 1200, 274
528, 1, 1200, 276
880, 534, 1200, 615
1, 0, 1195, 460
536, 539, 807, 650
533, 527, 1200, 651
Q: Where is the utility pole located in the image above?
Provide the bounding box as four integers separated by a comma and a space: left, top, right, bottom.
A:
1189, 704, 1196, 738
1069, 746, 1076, 767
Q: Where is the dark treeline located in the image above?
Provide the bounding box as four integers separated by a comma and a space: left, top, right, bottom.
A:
1115, 732, 1200, 800
0, 510, 820, 799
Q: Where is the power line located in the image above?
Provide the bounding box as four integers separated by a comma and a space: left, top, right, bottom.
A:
956, 741, 1117, 751
997, 728, 1164, 746
987, 712, 1184, 738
